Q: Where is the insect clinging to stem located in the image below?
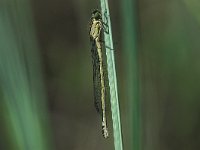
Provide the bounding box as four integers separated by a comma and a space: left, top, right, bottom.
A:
89, 9, 109, 138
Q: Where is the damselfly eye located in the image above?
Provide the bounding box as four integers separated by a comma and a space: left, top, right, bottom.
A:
92, 9, 102, 20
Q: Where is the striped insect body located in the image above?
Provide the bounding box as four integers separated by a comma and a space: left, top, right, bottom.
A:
89, 9, 109, 138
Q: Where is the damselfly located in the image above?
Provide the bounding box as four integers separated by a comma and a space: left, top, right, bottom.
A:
89, 9, 109, 138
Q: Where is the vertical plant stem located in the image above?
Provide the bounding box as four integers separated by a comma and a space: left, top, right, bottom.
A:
0, 0, 52, 150
120, 0, 140, 150
99, 0, 123, 150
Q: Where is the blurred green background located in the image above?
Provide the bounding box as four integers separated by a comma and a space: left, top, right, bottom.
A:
1, 0, 200, 150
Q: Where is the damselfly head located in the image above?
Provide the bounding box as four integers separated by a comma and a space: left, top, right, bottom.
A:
91, 9, 102, 20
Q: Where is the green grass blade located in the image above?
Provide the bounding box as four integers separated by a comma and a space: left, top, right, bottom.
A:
99, 1, 123, 150
120, 0, 140, 150
0, 1, 52, 150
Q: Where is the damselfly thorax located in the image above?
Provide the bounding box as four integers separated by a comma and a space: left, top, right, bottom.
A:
89, 9, 109, 138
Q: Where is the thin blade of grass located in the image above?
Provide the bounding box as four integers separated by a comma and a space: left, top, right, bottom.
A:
99, 1, 123, 150
120, 0, 141, 150
0, 1, 52, 150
